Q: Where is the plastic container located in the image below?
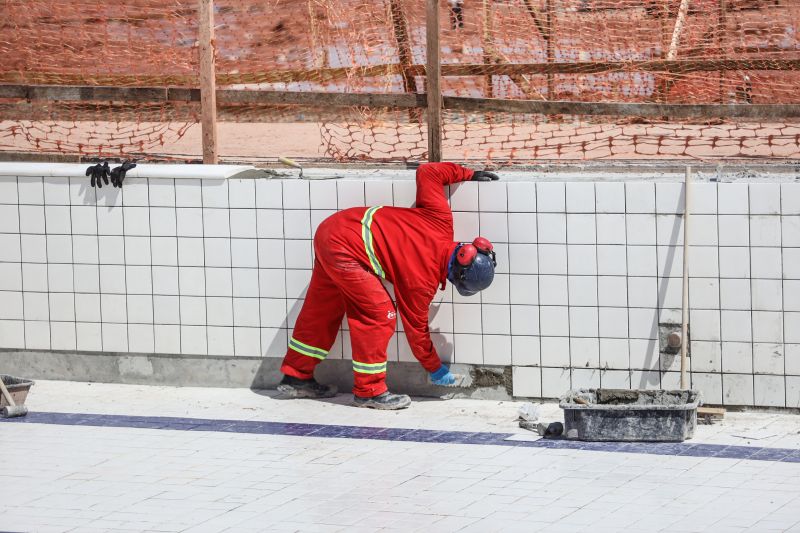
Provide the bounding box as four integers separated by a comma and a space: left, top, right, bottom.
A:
560, 388, 701, 442
0, 375, 34, 409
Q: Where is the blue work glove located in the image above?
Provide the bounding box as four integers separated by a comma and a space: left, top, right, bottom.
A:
430, 365, 456, 385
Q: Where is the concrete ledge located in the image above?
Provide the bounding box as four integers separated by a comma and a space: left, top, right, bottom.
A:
0, 350, 513, 400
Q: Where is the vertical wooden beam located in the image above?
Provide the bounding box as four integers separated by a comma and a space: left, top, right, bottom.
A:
668, 0, 691, 60
545, 0, 554, 99
198, 0, 218, 164
718, 0, 726, 103
482, 0, 494, 98
389, 0, 421, 122
680, 166, 692, 390
426, 0, 442, 162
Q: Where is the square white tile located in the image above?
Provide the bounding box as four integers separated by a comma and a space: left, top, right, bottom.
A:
784, 248, 800, 279
50, 321, 76, 351
178, 267, 205, 296
204, 238, 232, 268
201, 180, 228, 208
125, 265, 152, 295
283, 180, 310, 209
70, 205, 97, 235
205, 267, 233, 297
181, 325, 208, 355
567, 244, 597, 275
480, 273, 509, 304
597, 276, 627, 307
781, 183, 800, 214
512, 366, 541, 397
21, 234, 47, 263
44, 206, 71, 234
0, 291, 23, 320
749, 183, 781, 214
599, 307, 628, 338
76, 322, 102, 352
539, 275, 568, 306
483, 334, 511, 365
127, 294, 154, 324
478, 181, 507, 212
255, 179, 283, 209
480, 212, 508, 243
22, 263, 47, 292
285, 269, 311, 299
232, 297, 260, 328
228, 209, 257, 239
230, 238, 258, 268
101, 294, 127, 323
720, 310, 752, 342
693, 373, 724, 405
392, 180, 416, 207
572, 368, 601, 389
506, 182, 536, 212
508, 243, 538, 275
689, 278, 719, 310
0, 179, 18, 204
629, 339, 659, 370
691, 341, 722, 372
0, 234, 21, 262
752, 311, 783, 343
452, 211, 479, 242
599, 338, 629, 369
123, 207, 150, 236
751, 247, 782, 279
691, 183, 717, 214
453, 333, 483, 364
511, 335, 540, 366
47, 235, 72, 263
149, 207, 177, 237
73, 264, 99, 294
257, 239, 285, 269
625, 182, 655, 213
0, 264, 21, 292
0, 205, 19, 233
153, 295, 180, 324
152, 266, 178, 295
128, 323, 155, 353
234, 326, 261, 356
23, 292, 50, 320
202, 208, 230, 238
509, 274, 537, 305
596, 245, 626, 275
540, 306, 569, 337
595, 182, 625, 213
536, 182, 565, 212
596, 214, 625, 244
628, 308, 658, 340
688, 246, 719, 278
753, 343, 784, 375
566, 214, 596, 244
541, 367, 571, 398
568, 275, 597, 306
656, 214, 683, 246
784, 280, 800, 311
228, 179, 256, 209
148, 178, 176, 207
751, 278, 782, 311
510, 305, 538, 336
656, 182, 685, 214
177, 237, 204, 267
565, 182, 595, 213
627, 245, 657, 276
206, 297, 234, 326
627, 277, 658, 308
536, 213, 566, 243
750, 215, 781, 247
625, 214, 656, 245
19, 205, 45, 234
365, 181, 394, 207
719, 278, 750, 310
176, 208, 204, 237
24, 320, 50, 350
507, 213, 537, 244
261, 327, 288, 357
47, 263, 73, 293
718, 183, 749, 214
569, 306, 598, 337
601, 369, 631, 389
719, 247, 750, 278
124, 236, 151, 265
723, 373, 754, 406
721, 341, 753, 373
96, 206, 123, 235
753, 375, 785, 407
337, 180, 365, 209
688, 214, 718, 246
179, 296, 206, 325
17, 177, 44, 204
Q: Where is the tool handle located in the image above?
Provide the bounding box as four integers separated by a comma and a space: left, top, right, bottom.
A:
0, 377, 17, 407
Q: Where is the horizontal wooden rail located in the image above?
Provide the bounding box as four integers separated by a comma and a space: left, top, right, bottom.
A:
2, 84, 800, 119
3, 57, 799, 87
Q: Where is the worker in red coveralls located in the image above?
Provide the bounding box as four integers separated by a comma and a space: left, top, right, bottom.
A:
278, 163, 499, 409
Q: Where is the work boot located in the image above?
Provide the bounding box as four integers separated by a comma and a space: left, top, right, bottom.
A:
353, 391, 411, 410
277, 375, 338, 399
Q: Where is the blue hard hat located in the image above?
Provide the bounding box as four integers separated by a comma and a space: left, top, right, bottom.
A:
448, 243, 496, 297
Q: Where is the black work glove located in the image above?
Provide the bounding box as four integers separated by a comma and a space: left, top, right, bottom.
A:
110, 161, 137, 189
471, 170, 499, 182
86, 162, 110, 188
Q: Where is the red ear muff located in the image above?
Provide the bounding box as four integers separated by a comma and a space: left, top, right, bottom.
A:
456, 244, 478, 266
472, 237, 493, 254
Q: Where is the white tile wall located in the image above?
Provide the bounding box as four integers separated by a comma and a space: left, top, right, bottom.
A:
2, 175, 800, 407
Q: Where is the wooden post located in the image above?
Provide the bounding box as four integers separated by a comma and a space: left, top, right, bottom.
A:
668, 0, 691, 59
482, 0, 493, 98
198, 0, 218, 164
680, 166, 692, 390
389, 0, 421, 123
545, 0, 554, 99
718, 0, 726, 103
426, 0, 442, 162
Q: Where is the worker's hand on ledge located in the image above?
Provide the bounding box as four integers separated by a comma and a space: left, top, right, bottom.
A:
471, 170, 499, 182
430, 365, 457, 386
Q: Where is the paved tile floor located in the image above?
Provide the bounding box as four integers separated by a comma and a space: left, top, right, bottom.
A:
2, 381, 800, 533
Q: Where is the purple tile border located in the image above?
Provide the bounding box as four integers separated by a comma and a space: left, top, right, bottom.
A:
3, 411, 799, 463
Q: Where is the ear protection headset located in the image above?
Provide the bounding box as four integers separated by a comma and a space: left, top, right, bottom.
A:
454, 237, 497, 279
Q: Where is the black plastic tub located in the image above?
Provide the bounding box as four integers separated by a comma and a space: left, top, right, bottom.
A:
560, 388, 701, 442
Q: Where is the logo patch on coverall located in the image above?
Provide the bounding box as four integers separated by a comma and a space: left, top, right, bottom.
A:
387, 310, 396, 320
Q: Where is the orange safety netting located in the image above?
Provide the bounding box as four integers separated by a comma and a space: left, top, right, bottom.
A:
1, 0, 799, 163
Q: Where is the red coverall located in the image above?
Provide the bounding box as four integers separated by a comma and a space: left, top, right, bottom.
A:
280, 163, 475, 397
